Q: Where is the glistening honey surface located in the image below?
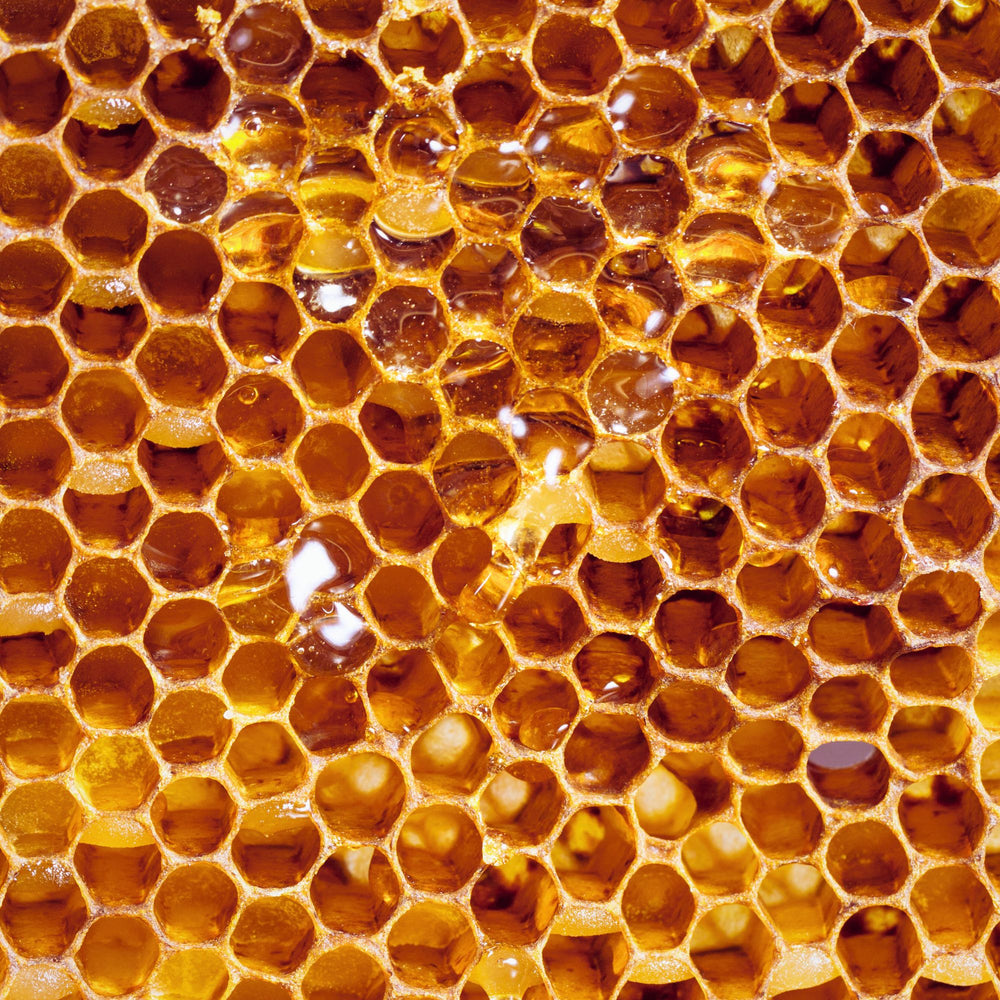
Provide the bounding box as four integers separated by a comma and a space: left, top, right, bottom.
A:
2, 0, 1000, 998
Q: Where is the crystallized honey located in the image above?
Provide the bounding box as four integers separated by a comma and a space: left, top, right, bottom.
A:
1, 0, 1000, 998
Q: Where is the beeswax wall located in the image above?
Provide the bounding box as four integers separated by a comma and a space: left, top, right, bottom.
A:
1, 0, 1000, 998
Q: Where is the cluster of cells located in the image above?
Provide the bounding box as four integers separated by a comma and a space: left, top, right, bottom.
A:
3, 0, 1000, 998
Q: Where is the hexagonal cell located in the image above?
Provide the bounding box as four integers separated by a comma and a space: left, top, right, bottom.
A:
526, 105, 615, 188
409, 712, 490, 794
757, 259, 842, 351
360, 470, 444, 555
471, 857, 560, 945
920, 278, 1000, 369
75, 735, 158, 810
899, 775, 985, 857
287, 676, 365, 757
679, 212, 768, 298
295, 427, 369, 503
689, 905, 774, 999
441, 243, 528, 324
150, 690, 231, 765
509, 389, 596, 474
5, 968, 83, 1000
379, 12, 464, 82
365, 648, 447, 736
225, 722, 307, 800
619, 865, 695, 951
837, 907, 922, 995
827, 820, 909, 895
908, 474, 993, 560
815, 511, 903, 592
64, 7, 148, 87
737, 551, 816, 623
513, 291, 601, 382
692, 28, 778, 110
431, 432, 519, 528
216, 469, 302, 547
670, 307, 756, 394
891, 706, 971, 769
840, 224, 930, 311
602, 155, 690, 239
387, 902, 477, 990
913, 369, 998, 465
610, 64, 698, 150
890, 645, 974, 700
143, 45, 230, 132
216, 375, 304, 459
543, 932, 629, 1000
223, 3, 310, 84
933, 89, 1000, 179
648, 680, 734, 745
230, 897, 315, 976
474, 751, 562, 841
0, 145, 72, 227
662, 400, 751, 495
151, 777, 236, 856
726, 635, 811, 709
806, 741, 891, 806
0, 782, 81, 856
729, 720, 804, 775
62, 190, 148, 269
808, 602, 901, 665
930, 0, 1000, 80
457, 0, 535, 40
898, 570, 982, 636
657, 497, 743, 579
747, 359, 834, 447
289, 601, 373, 677
139, 512, 225, 592
145, 146, 227, 224
62, 463, 151, 549
741, 783, 823, 857
231, 803, 320, 890
579, 554, 662, 623
0, 509, 70, 595
741, 455, 825, 542
758, 863, 839, 944
653, 589, 739, 671
688, 122, 773, 206
570, 633, 653, 705
70, 645, 153, 729
765, 173, 850, 253
827, 413, 911, 503
138, 230, 223, 315
222, 642, 296, 716
811, 674, 889, 732
301, 946, 386, 1000
912, 866, 991, 947
0, 0, 73, 41
0, 419, 71, 501
310, 845, 400, 935
769, 82, 853, 166
61, 98, 156, 181
832, 314, 919, 404
315, 752, 406, 839
847, 39, 939, 124
5, 628, 67, 708
552, 806, 635, 901
397, 803, 482, 892
359, 384, 440, 468
615, 0, 704, 48
0, 53, 70, 137
680, 821, 758, 895
225, 92, 311, 177
564, 713, 650, 793
595, 246, 683, 339
924, 186, 1000, 268
299, 52, 387, 136
771, 0, 863, 69
73, 818, 161, 905
229, 192, 305, 277
0, 241, 71, 320
154, 863, 239, 942
2, 326, 67, 414
520, 197, 607, 284
634, 765, 697, 840
143, 598, 229, 679
449, 150, 535, 237
0, 695, 80, 778
364, 565, 439, 642
0, 863, 86, 957
849, 132, 939, 217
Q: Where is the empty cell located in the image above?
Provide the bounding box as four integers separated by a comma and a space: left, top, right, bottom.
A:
933, 89, 1000, 179
848, 132, 939, 216
827, 821, 909, 894
542, 932, 629, 1000
479, 762, 565, 844
911, 866, 992, 946
806, 741, 891, 805
231, 803, 320, 889
811, 674, 889, 731
689, 905, 774, 999
564, 713, 650, 792
397, 804, 482, 892
890, 705, 971, 770
553, 806, 636, 900
758, 863, 839, 943
839, 225, 929, 310
670, 305, 757, 392
837, 907, 922, 995
771, 0, 863, 69
682, 822, 759, 894
386, 902, 477, 989
898, 775, 985, 857
310, 846, 400, 935
471, 857, 560, 945
808, 601, 901, 664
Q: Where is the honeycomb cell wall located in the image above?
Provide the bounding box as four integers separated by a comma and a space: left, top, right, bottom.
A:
1, 0, 1000, 998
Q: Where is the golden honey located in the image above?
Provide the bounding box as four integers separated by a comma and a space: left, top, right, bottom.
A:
1, 0, 1000, 998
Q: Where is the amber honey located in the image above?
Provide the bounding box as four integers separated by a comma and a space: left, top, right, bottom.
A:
1, 0, 1000, 997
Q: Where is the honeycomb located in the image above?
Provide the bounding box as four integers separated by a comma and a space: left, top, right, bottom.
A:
3, 0, 1000, 997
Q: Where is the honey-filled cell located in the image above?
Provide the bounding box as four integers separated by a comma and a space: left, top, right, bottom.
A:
0, 1, 994, 995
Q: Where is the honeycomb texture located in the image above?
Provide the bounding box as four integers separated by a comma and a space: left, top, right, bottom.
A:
3, 0, 1000, 998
